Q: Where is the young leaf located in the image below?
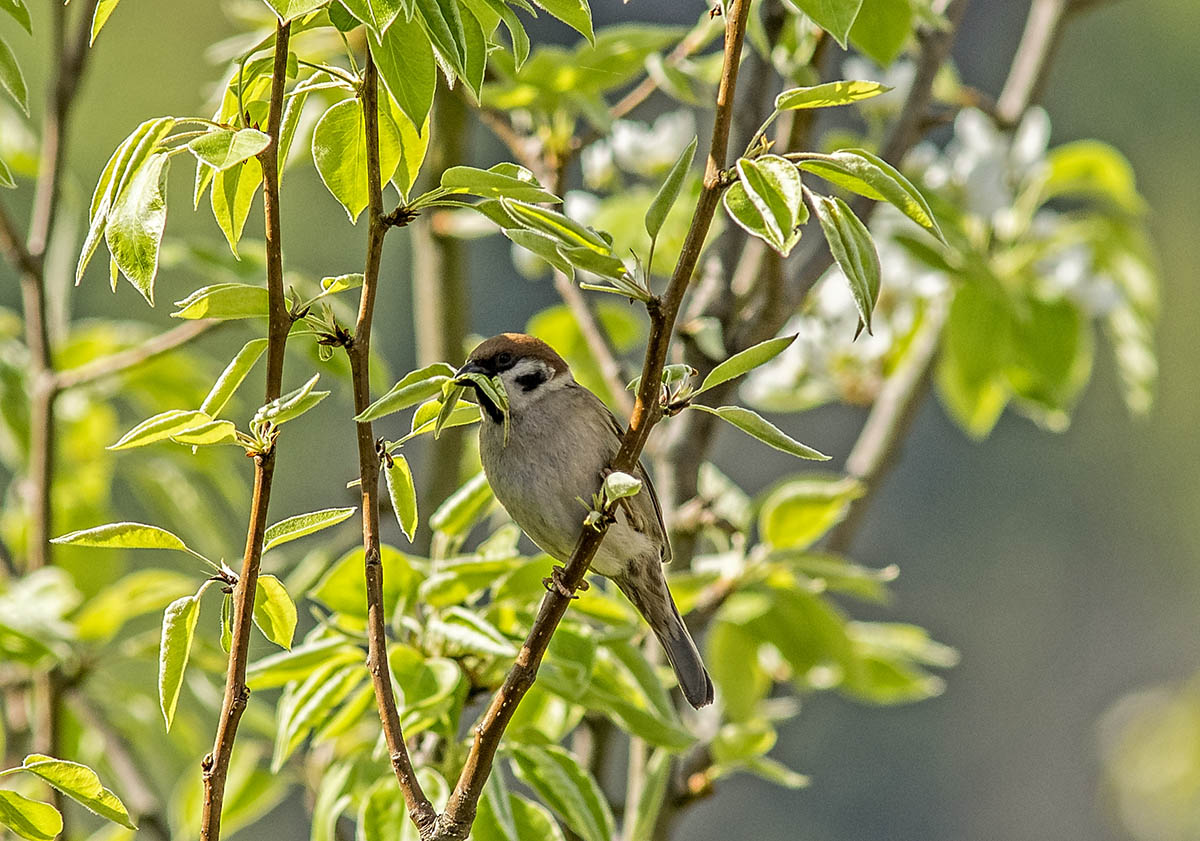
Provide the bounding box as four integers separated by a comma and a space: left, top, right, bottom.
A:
0, 155, 13, 189
170, 419, 238, 446
260, 0, 331, 21
187, 128, 271, 171
433, 383, 467, 439
508, 745, 614, 841
200, 338, 269, 416
811, 194, 881, 334
403, 394, 480, 440
628, 748, 670, 841
645, 136, 697, 242
1, 0, 32, 35
159, 593, 201, 730
355, 362, 456, 421
723, 180, 803, 257
429, 470, 493, 536
501, 199, 609, 253
797, 148, 943, 242
262, 507, 357, 552
441, 165, 559, 203
0, 36, 27, 114
170, 282, 269, 320
338, 0, 405, 34
503, 228, 575, 279
758, 476, 864, 551
774, 79, 890, 110
50, 521, 192, 552
108, 409, 212, 450
89, 0, 121, 44
311, 98, 402, 222
697, 334, 797, 395
210, 156, 262, 257
385, 454, 418, 541
272, 660, 365, 771
0, 790, 61, 841
19, 755, 136, 829
413, 0, 469, 85
105, 151, 170, 304
370, 13, 437, 127
253, 574, 297, 649
601, 471, 642, 506
220, 592, 232, 652
532, 0, 593, 44
252, 374, 330, 428
690, 405, 829, 460
734, 155, 805, 256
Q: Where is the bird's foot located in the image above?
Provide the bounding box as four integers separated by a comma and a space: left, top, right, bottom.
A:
543, 566, 588, 599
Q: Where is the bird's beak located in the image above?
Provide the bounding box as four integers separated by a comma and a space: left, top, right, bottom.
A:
456, 360, 487, 377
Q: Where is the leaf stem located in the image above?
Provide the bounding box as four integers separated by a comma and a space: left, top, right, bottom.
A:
349, 48, 438, 837
199, 20, 293, 841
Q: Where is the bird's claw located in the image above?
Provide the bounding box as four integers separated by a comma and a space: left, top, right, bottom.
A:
543, 566, 588, 599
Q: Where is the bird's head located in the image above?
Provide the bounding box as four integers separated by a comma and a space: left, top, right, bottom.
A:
458, 333, 573, 418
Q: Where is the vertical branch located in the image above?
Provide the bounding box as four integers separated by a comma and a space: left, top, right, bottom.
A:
199, 20, 292, 841
412, 89, 470, 551
436, 4, 753, 838
349, 51, 437, 836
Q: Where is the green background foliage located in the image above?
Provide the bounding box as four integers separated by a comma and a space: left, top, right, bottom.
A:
0, 1, 1195, 840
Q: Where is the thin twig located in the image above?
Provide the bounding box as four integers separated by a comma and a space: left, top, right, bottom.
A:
199, 20, 292, 841
435, 4, 753, 838
0, 201, 38, 277
54, 320, 221, 392
350, 49, 438, 837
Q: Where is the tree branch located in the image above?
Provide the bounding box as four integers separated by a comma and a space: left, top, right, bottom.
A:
199, 21, 292, 841
350, 49, 438, 838
434, 3, 754, 837
54, 320, 221, 392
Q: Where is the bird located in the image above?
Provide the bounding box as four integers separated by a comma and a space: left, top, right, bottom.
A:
457, 332, 714, 709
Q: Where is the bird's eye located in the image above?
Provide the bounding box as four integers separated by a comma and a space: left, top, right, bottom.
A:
495, 351, 513, 368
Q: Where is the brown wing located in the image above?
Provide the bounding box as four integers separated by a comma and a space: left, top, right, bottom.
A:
598, 401, 672, 564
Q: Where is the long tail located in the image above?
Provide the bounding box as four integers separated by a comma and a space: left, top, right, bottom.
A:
615, 564, 714, 709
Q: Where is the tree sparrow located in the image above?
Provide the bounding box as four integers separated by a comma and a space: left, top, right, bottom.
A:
457, 333, 714, 709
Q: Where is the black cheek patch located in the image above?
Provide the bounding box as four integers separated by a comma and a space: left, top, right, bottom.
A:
515, 370, 547, 392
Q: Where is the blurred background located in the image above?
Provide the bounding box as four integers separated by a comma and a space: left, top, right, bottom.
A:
2, 0, 1197, 839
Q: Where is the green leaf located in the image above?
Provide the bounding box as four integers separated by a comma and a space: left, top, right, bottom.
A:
371, 13, 437, 128
385, 454, 418, 541
758, 475, 864, 551
259, 0, 331, 21
402, 394, 479, 440
936, 281, 1013, 439
442, 165, 559, 204
0, 36, 27, 114
271, 660, 365, 770
355, 362, 456, 421
263, 506, 357, 552
849, 0, 914, 66
690, 405, 829, 460
775, 78, 889, 110
722, 175, 805, 257
311, 97, 402, 222
19, 755, 136, 829
1007, 295, 1092, 425
200, 338, 268, 416
508, 745, 614, 841
170, 282, 268, 319
247, 637, 362, 689
459, 4, 487, 101
502, 199, 609, 253
170, 419, 238, 446
601, 471, 641, 506
503, 228, 575, 278
433, 383, 467, 439
50, 521, 192, 552
797, 148, 943, 242
159, 593, 201, 730
532, 0, 593, 43
89, 0, 121, 43
210, 156, 263, 258
429, 471, 493, 536
339, 0, 405, 34
308, 545, 422, 619
735, 156, 804, 255
628, 748, 670, 841
697, 334, 797, 394
220, 592, 233, 652
79, 117, 175, 282
645, 136, 697, 242
737, 756, 810, 789
0, 790, 60, 841
1040, 139, 1145, 215
105, 151, 170, 304
811, 194, 881, 334
413, 0, 468, 85
108, 409, 212, 450
1, 0, 31, 34
781, 0, 864, 47
253, 574, 297, 649
0, 155, 13, 189
187, 128, 271, 171
252, 373, 330, 427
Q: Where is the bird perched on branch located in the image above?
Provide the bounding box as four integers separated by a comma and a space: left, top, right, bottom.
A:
457, 333, 714, 709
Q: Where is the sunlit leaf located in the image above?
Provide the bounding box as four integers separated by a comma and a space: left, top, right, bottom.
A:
105, 152, 170, 304
170, 283, 268, 320
159, 593, 201, 730
0, 790, 60, 841
690, 405, 829, 460
20, 755, 136, 829
312, 97, 402, 222
200, 338, 268, 416
442, 164, 559, 204
252, 374, 330, 428
262, 506, 357, 552
758, 475, 864, 551
697, 334, 797, 394
645, 136, 697, 242
356, 362, 455, 422
259, 0, 330, 21
51, 522, 191, 553
531, 0, 593, 44
0, 35, 27, 114
508, 745, 614, 841
775, 79, 890, 110
253, 574, 297, 649
370, 13, 436, 127
187, 128, 271, 171
811, 193, 880, 334
107, 409, 211, 450
1, 0, 31, 35
385, 454, 418, 541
